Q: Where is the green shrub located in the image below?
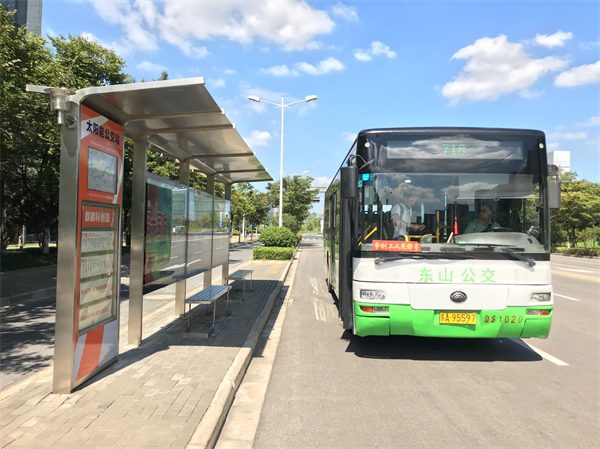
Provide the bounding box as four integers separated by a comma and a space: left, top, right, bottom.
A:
253, 246, 295, 260
259, 226, 297, 247
232, 229, 240, 236
554, 247, 600, 257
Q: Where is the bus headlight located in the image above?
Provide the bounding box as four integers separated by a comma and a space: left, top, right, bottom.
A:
360, 289, 386, 300
531, 293, 551, 302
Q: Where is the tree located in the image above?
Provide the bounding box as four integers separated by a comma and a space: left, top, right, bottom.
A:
266, 175, 318, 232
246, 192, 270, 230
551, 171, 600, 247
1, 5, 134, 253
231, 186, 254, 237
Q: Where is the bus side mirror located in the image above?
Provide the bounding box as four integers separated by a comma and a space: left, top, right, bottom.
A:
548, 181, 561, 210
340, 166, 358, 199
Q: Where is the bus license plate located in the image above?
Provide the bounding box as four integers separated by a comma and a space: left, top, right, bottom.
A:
439, 312, 476, 325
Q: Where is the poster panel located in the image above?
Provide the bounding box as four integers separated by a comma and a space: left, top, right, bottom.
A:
212, 198, 231, 267
187, 189, 212, 273
72, 105, 123, 385
143, 173, 187, 286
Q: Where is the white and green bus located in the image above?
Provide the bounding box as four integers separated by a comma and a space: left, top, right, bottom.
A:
324, 128, 561, 338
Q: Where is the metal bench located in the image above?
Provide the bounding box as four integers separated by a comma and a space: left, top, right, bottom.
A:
225, 269, 253, 302
184, 285, 231, 337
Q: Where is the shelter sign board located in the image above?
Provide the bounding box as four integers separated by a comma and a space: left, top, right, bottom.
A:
72, 105, 123, 385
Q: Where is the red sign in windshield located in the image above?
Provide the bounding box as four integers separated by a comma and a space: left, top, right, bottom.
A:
373, 240, 422, 252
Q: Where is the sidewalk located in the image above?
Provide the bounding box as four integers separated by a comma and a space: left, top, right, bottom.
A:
0, 257, 295, 449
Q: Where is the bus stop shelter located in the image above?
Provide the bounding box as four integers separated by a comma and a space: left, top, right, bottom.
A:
27, 77, 272, 393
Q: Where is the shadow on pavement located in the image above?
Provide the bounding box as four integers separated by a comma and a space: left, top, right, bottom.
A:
0, 299, 56, 379
343, 331, 543, 362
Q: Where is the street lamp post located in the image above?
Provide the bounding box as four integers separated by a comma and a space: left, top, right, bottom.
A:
249, 94, 317, 227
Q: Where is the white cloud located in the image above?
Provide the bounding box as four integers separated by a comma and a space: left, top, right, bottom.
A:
261, 64, 300, 77
547, 143, 560, 151
91, 0, 159, 52
331, 2, 358, 21
245, 130, 272, 148
224, 69, 237, 75
371, 41, 396, 58
342, 132, 357, 143
159, 1, 334, 52
555, 61, 600, 87
295, 57, 345, 75
519, 89, 544, 99
580, 40, 600, 50
547, 131, 587, 140
442, 35, 568, 103
354, 41, 396, 61
209, 78, 226, 88
88, 1, 335, 56
312, 176, 333, 188
136, 60, 167, 73
354, 50, 371, 61
261, 57, 345, 76
575, 116, 600, 127
535, 31, 573, 48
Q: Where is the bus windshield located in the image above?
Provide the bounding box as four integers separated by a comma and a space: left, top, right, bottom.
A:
355, 172, 548, 254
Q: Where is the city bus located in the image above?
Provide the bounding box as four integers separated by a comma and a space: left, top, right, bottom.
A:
324, 128, 561, 338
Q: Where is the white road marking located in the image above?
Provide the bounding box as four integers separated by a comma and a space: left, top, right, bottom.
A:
164, 263, 185, 270
554, 293, 580, 301
510, 339, 569, 366
553, 266, 595, 273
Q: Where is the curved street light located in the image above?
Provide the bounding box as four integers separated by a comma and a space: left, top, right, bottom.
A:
249, 94, 317, 227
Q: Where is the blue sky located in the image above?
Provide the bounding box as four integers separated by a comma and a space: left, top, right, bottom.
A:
43, 0, 600, 207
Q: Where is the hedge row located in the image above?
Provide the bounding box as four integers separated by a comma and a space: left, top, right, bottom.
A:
554, 247, 600, 257
253, 247, 296, 260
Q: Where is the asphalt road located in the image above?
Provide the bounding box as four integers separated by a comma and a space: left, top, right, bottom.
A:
0, 243, 257, 391
253, 236, 599, 449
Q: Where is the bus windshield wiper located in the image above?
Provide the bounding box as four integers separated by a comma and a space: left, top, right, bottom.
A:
452, 243, 536, 267
374, 253, 473, 265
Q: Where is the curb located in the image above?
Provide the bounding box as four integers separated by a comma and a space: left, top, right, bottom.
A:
186, 257, 296, 449
0, 287, 57, 307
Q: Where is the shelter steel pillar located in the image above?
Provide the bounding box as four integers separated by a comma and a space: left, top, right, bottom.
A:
128, 138, 147, 347
221, 183, 232, 285
176, 151, 190, 316
52, 99, 81, 394
204, 174, 215, 288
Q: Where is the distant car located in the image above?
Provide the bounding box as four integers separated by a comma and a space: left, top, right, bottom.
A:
173, 226, 185, 233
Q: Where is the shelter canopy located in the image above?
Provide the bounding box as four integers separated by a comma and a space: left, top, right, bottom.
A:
77, 77, 272, 184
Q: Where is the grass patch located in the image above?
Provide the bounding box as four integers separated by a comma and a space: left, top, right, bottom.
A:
1, 246, 58, 272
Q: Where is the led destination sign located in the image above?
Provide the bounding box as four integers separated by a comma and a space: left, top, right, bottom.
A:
385, 139, 524, 160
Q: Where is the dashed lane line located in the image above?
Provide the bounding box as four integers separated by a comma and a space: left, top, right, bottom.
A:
509, 338, 569, 366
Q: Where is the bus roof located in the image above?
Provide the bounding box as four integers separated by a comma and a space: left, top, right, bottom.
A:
357, 127, 545, 137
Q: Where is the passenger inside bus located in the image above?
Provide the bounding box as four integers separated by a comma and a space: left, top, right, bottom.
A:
390, 187, 426, 239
